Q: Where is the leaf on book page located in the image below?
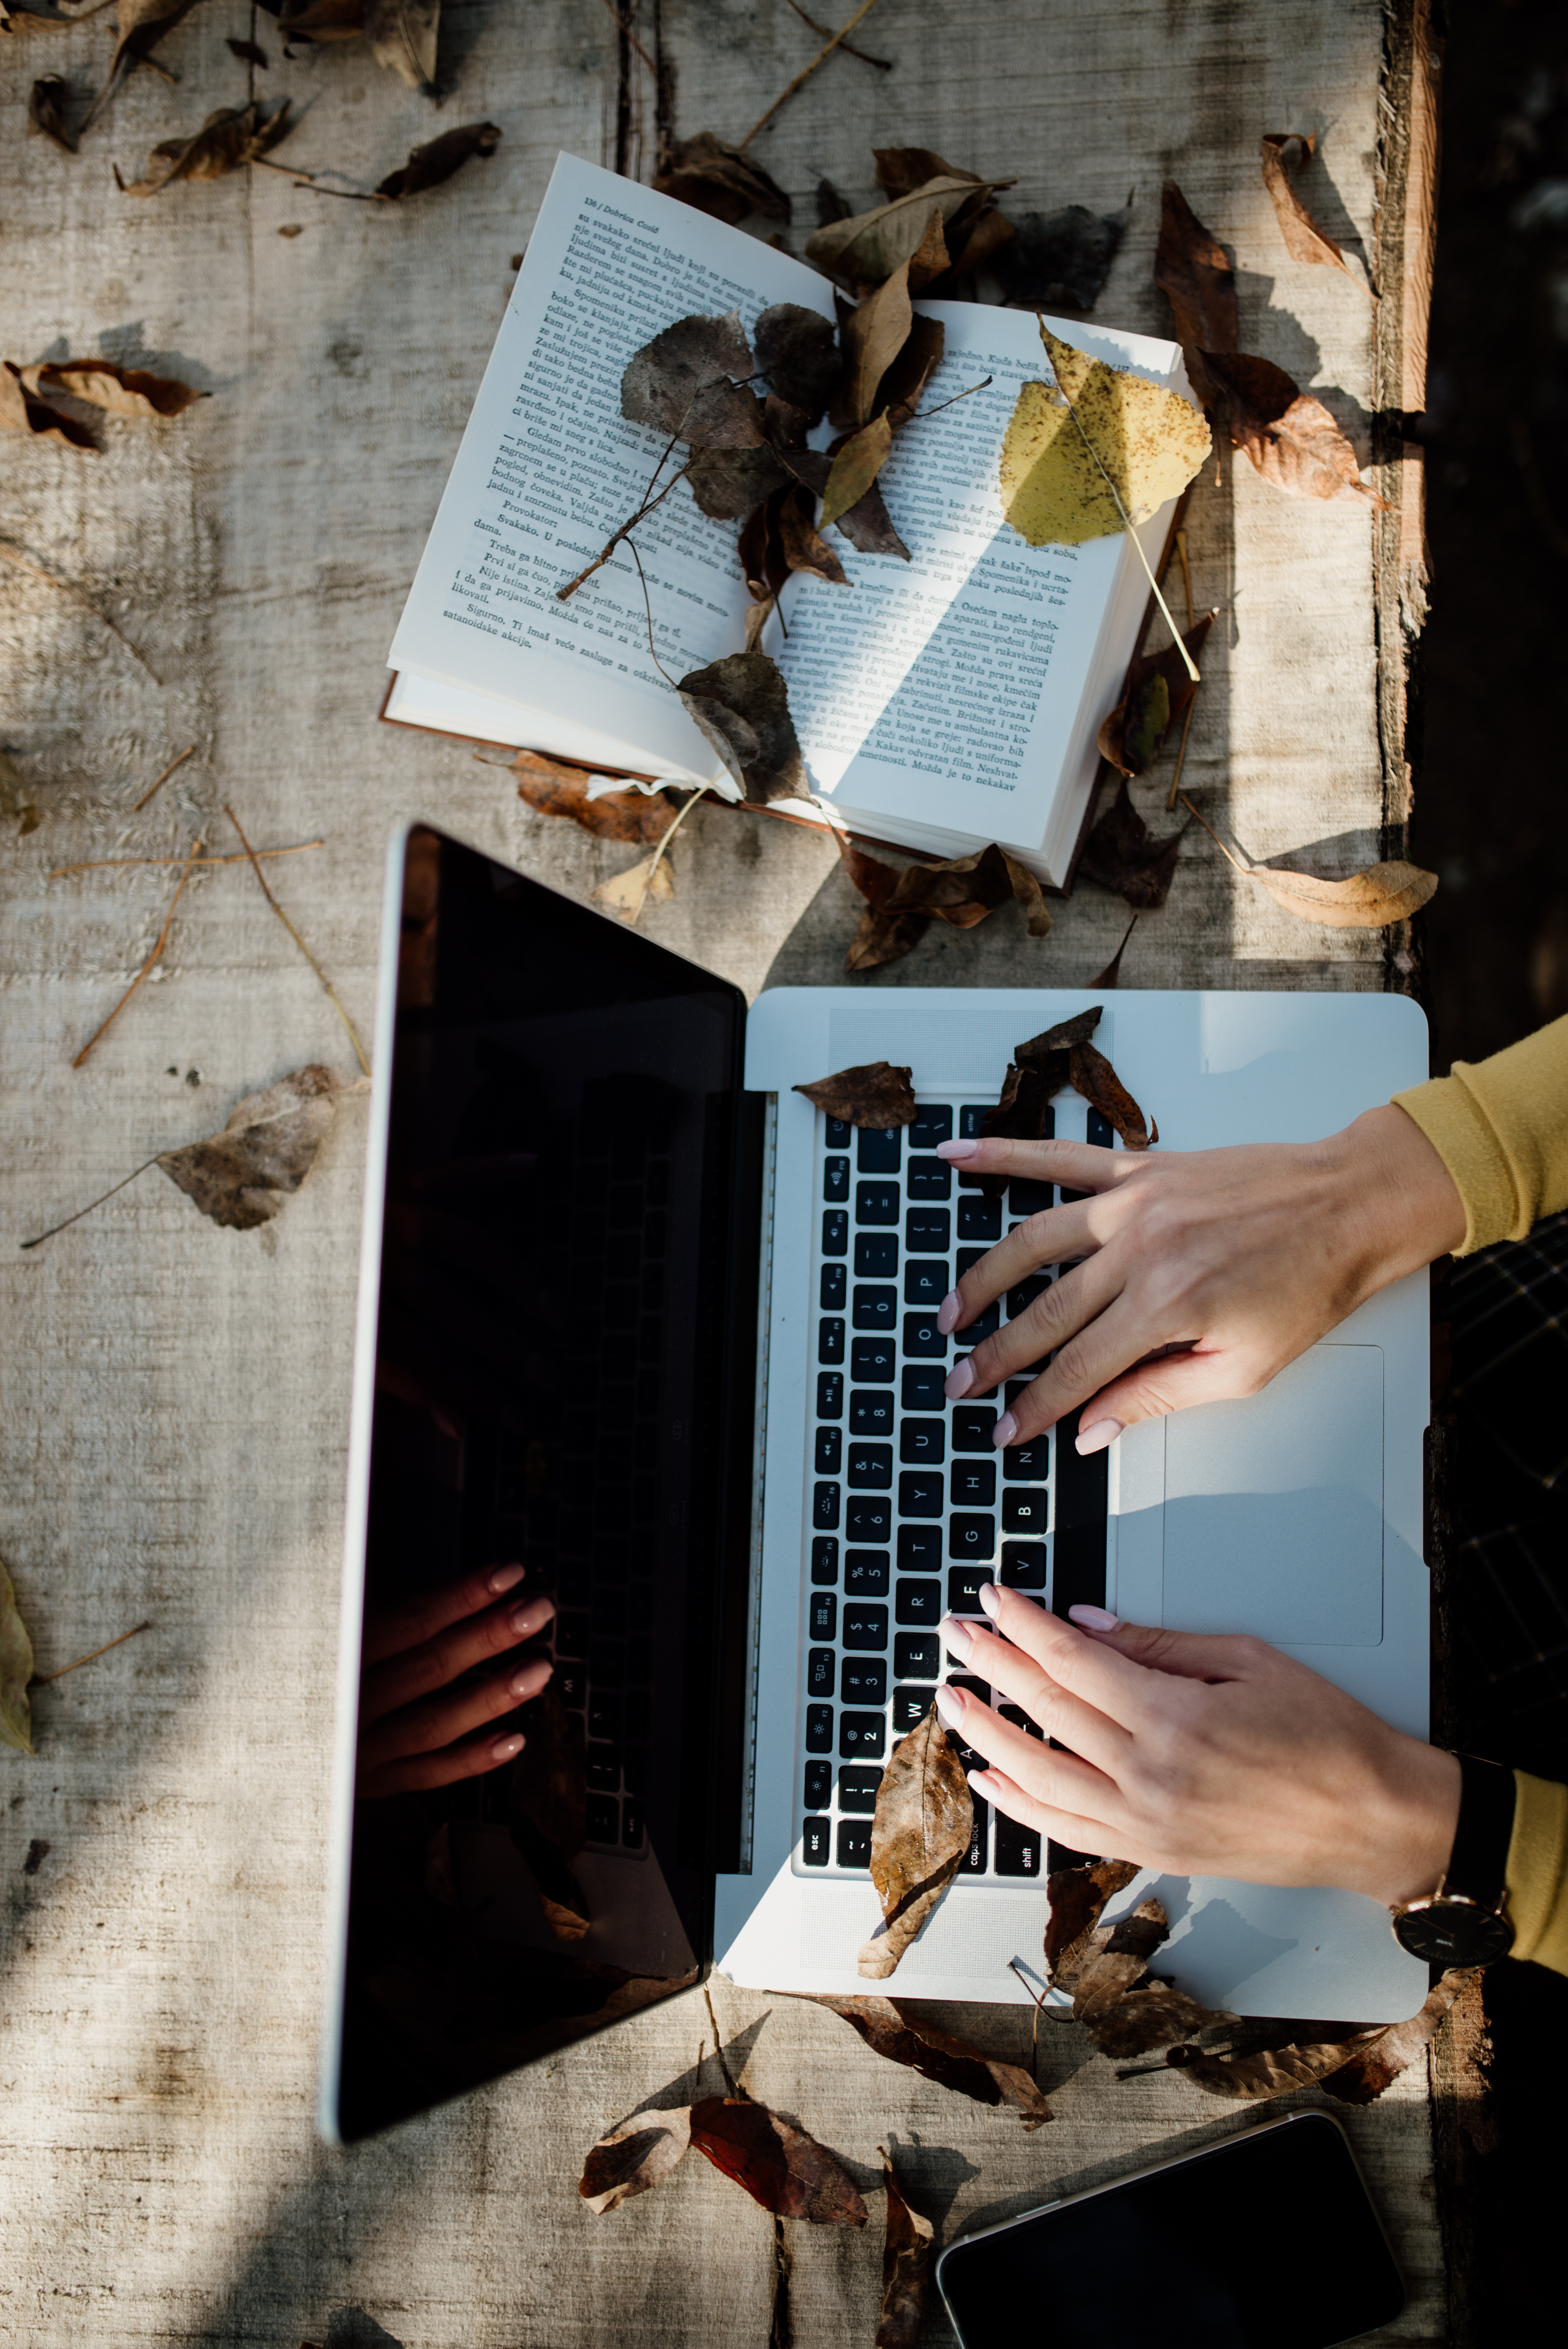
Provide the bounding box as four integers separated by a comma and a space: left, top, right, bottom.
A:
513, 752, 677, 843
690, 2096, 868, 2225
0, 1558, 36, 1757
877, 2157, 935, 2349
1046, 1855, 1140, 1986
794, 1063, 917, 1129
755, 303, 842, 424
834, 264, 913, 431
821, 412, 893, 529
579, 2107, 693, 2213
1069, 1040, 1157, 1151
1001, 326, 1211, 547
687, 445, 790, 520
781, 449, 910, 561
763, 392, 811, 452
1154, 182, 1237, 408
999, 203, 1128, 312
858, 1704, 973, 1979
738, 491, 793, 602
878, 313, 945, 429
80, 0, 203, 136
622, 309, 755, 441
592, 851, 675, 923
366, 0, 438, 92
376, 118, 501, 201
809, 1995, 1052, 2127
777, 483, 848, 585
1, 360, 98, 449
805, 177, 1009, 290
1260, 133, 1363, 282
28, 72, 77, 152
1097, 614, 1214, 777
19, 357, 206, 419
1079, 778, 1189, 911
1201, 349, 1381, 506
114, 98, 295, 196
654, 130, 791, 226
157, 1063, 359, 1231
677, 651, 805, 806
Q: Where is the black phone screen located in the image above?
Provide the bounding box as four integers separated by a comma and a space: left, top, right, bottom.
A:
937, 2114, 1403, 2349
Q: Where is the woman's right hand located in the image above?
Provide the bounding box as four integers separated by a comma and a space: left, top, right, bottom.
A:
356, 1562, 555, 1799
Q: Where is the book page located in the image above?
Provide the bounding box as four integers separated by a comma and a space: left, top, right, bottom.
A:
387, 153, 836, 780
774, 305, 1180, 854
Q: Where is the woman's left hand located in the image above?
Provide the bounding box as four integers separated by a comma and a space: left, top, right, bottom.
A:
357, 1561, 556, 1799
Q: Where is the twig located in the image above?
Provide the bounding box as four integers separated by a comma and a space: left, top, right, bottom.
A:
32, 1621, 152, 1684
1165, 694, 1199, 811
703, 1980, 740, 2094
20, 1157, 160, 1250
130, 744, 196, 813
135, 53, 178, 86
557, 440, 690, 601
72, 836, 204, 1069
1178, 793, 1252, 873
1174, 527, 1194, 626
599, 0, 657, 75
1008, 1956, 1051, 2010
906, 375, 993, 422
226, 806, 371, 1077
0, 539, 161, 684
627, 540, 680, 687
783, 0, 892, 68
50, 841, 324, 878
739, 0, 886, 147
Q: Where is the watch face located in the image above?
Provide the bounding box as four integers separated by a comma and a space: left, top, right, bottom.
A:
1393, 1901, 1514, 1968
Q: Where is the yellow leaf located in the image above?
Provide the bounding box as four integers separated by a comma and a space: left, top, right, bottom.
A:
1, 1558, 36, 1757
1247, 860, 1438, 929
820, 413, 893, 530
1000, 324, 1211, 548
592, 852, 676, 925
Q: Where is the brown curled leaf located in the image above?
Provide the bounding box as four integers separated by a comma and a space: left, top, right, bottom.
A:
23, 357, 206, 419
754, 303, 842, 423
1246, 858, 1437, 929
28, 72, 76, 152
366, 0, 438, 91
513, 751, 677, 844
0, 360, 97, 449
872, 146, 985, 200
654, 129, 791, 226
1078, 779, 1189, 912
877, 2157, 935, 2349
0, 1558, 36, 1758
622, 309, 754, 440
677, 651, 805, 806
689, 2097, 868, 2226
276, 0, 366, 45
1154, 181, 1237, 408
878, 314, 945, 428
782, 448, 911, 560
579, 2105, 693, 2213
115, 98, 295, 196
777, 483, 848, 585
1069, 1039, 1156, 1150
226, 35, 270, 66
1071, 1899, 1231, 2057
859, 1706, 973, 1978
794, 1063, 916, 1130
1260, 133, 1364, 283
1168, 2034, 1379, 2100
1097, 614, 1215, 778
810, 1996, 1051, 2128
834, 262, 913, 431
806, 176, 1010, 289
157, 1063, 355, 1230
376, 119, 501, 201
1087, 917, 1139, 989
1318, 1966, 1476, 2104
1201, 349, 1382, 507
821, 412, 893, 529
80, 0, 204, 137
1045, 1856, 1140, 1986
842, 841, 1051, 976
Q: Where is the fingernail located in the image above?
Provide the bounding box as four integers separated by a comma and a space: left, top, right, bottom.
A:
991, 1410, 1018, 1448
509, 1596, 551, 1636
936, 1289, 962, 1335
966, 1768, 996, 1796
1076, 1418, 1123, 1455
978, 1580, 1001, 1621
945, 1358, 975, 1399
934, 1683, 965, 1727
937, 1139, 979, 1162
488, 1562, 526, 1594
940, 1613, 973, 1658
508, 1661, 545, 1697
490, 1734, 524, 1761
1068, 1604, 1120, 1631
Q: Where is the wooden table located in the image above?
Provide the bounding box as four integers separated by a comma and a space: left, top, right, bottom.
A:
0, 3, 1461, 2341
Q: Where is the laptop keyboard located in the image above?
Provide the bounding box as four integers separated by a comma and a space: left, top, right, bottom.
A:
798, 1100, 1112, 1884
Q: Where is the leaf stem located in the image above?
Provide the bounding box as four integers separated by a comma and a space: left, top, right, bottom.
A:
1165, 695, 1199, 811
32, 1620, 152, 1684
783, 0, 892, 68
72, 836, 204, 1069
739, 0, 885, 147
20, 1158, 160, 1250
130, 743, 197, 812
1178, 793, 1252, 873
226, 806, 371, 1077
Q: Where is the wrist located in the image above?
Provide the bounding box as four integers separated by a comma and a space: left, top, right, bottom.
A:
1333, 1105, 1468, 1293
1360, 1741, 1463, 1909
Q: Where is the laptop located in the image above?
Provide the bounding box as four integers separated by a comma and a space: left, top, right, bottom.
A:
319, 820, 1433, 2143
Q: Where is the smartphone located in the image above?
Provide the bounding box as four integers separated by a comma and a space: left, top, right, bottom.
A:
935, 2110, 1404, 2349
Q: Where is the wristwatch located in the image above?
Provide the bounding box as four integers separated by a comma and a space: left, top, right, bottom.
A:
1390, 1752, 1516, 1966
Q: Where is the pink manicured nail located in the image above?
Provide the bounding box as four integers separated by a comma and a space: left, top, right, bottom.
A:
978, 1581, 1001, 1621
1068, 1604, 1120, 1631
936, 1289, 962, 1335
966, 1768, 997, 1797
945, 1358, 976, 1399
508, 1596, 552, 1636
937, 1139, 979, 1162
991, 1410, 1017, 1448
1076, 1418, 1123, 1455
508, 1661, 546, 1697
934, 1683, 966, 1727
488, 1562, 526, 1594
490, 1734, 525, 1761
940, 1613, 973, 1658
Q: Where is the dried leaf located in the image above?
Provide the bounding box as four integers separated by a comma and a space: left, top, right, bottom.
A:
622, 310, 755, 440
835, 264, 912, 430
872, 147, 984, 200
810, 1996, 1051, 2127
689, 2097, 868, 2226
579, 2107, 693, 2213
1317, 1967, 1474, 2103
878, 314, 945, 428
837, 832, 931, 971
858, 1706, 972, 1978
0, 750, 43, 836
1088, 917, 1138, 989
782, 449, 910, 560
738, 492, 793, 604
1000, 326, 1210, 547
1201, 349, 1378, 506
0, 360, 97, 449
793, 1062, 916, 1129
877, 2159, 934, 2349
677, 651, 805, 806
975, 1064, 1054, 1189
513, 751, 676, 843
686, 445, 790, 521
375, 118, 500, 202
1168, 2034, 1377, 2100
592, 851, 675, 923
22, 358, 205, 419
1079, 779, 1188, 911
1260, 133, 1360, 280
1000, 204, 1128, 312
821, 412, 893, 529
777, 483, 848, 585
1154, 182, 1237, 408
1071, 1900, 1229, 2057
0, 1558, 36, 1757
277, 0, 364, 41
82, 0, 204, 135
226, 35, 269, 65
654, 130, 791, 226
1045, 1856, 1140, 1985
806, 177, 1008, 290
1069, 1039, 1156, 1150
115, 98, 295, 196
763, 392, 811, 452
755, 303, 842, 423
815, 175, 852, 225
2, 1, 87, 27
366, 0, 437, 91
1097, 615, 1214, 777
905, 207, 951, 293
946, 203, 1016, 280
1245, 857, 1437, 929
841, 839, 1048, 973
155, 1063, 352, 1231
28, 72, 75, 151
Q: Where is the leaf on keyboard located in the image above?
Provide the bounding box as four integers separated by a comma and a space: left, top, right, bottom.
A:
579, 2105, 693, 2214
1014, 1007, 1104, 1067
857, 1706, 973, 1978
808, 1995, 1052, 2128
793, 1060, 916, 1128
1068, 1040, 1158, 1150
877, 2154, 935, 2349
689, 2095, 868, 2225
508, 1685, 591, 1941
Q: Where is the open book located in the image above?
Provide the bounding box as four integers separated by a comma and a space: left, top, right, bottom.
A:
385, 153, 1192, 886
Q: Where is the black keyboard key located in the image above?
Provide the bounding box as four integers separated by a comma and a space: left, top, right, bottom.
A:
556, 1612, 590, 1657
845, 1551, 890, 1597
953, 1405, 997, 1451
902, 1312, 947, 1358
812, 1536, 839, 1586
903, 1258, 948, 1306
850, 1390, 894, 1436
898, 1469, 943, 1518
897, 1523, 943, 1572
964, 1300, 1000, 1340
951, 1460, 996, 1506
554, 1663, 586, 1708
906, 1157, 951, 1200
827, 1117, 852, 1148
959, 1104, 987, 1138
905, 1208, 951, 1252
856, 1182, 900, 1226
1003, 1490, 1048, 1534
839, 1714, 885, 1761
588, 1693, 623, 1741
803, 1817, 830, 1864
995, 1816, 1042, 1876
843, 1657, 887, 1705
808, 1647, 836, 1698
901, 1365, 947, 1411
1001, 1540, 1048, 1590
962, 1795, 990, 1872
854, 1232, 898, 1278
846, 1495, 892, 1543
1009, 1178, 1054, 1216
948, 1515, 996, 1561
819, 1317, 845, 1363
838, 1764, 883, 1813
586, 1794, 619, 1843
895, 1632, 940, 1677
852, 1336, 896, 1382
818, 1372, 844, 1420
857, 1127, 902, 1173
949, 1675, 990, 1701
1008, 1273, 1051, 1321
1003, 1433, 1049, 1478
949, 1564, 992, 1613
587, 1745, 620, 1791
804, 1759, 832, 1809
836, 1819, 874, 1867
893, 1684, 935, 1731
848, 1442, 893, 1489
622, 1802, 643, 1849
1000, 1703, 1044, 1739
821, 1264, 847, 1310
822, 1209, 848, 1256
809, 1588, 837, 1640
805, 1702, 834, 1754
911, 1105, 953, 1148
896, 1578, 942, 1625
815, 1426, 842, 1475
823, 1155, 850, 1202
853, 1285, 898, 1330
1087, 1109, 1115, 1150
899, 1417, 945, 1466
957, 1192, 1001, 1241
843, 1603, 888, 1650
812, 1482, 840, 1530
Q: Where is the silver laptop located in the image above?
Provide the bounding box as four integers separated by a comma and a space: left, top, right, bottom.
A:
319, 823, 1431, 2142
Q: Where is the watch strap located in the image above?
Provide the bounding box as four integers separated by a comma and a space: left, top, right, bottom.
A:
1444, 1753, 1516, 1909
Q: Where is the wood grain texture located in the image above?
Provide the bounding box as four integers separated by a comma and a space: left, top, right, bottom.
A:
0, 4, 1444, 2341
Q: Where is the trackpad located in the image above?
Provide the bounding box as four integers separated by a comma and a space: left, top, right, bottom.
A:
1161, 1345, 1383, 1648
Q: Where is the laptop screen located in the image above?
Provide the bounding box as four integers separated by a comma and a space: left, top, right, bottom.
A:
329, 825, 756, 2141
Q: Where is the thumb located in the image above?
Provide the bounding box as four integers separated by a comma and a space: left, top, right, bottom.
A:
1076, 1344, 1286, 1447
1069, 1611, 1263, 1684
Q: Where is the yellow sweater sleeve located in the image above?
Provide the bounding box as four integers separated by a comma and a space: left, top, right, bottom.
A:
1506, 1772, 1568, 1975
1392, 1014, 1568, 1254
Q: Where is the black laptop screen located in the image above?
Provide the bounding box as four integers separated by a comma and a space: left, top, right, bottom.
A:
333, 825, 755, 2142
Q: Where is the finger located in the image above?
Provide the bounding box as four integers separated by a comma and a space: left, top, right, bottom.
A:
360, 1591, 556, 1724
968, 1764, 1138, 1862
358, 1724, 527, 1802
361, 1559, 527, 1668
1077, 1340, 1294, 1442
944, 1250, 1123, 1408
973, 1291, 1191, 1440
936, 1200, 1104, 1335
939, 1613, 1131, 1775
957, 1581, 1169, 1729
359, 1652, 555, 1774
935, 1680, 1123, 1823
1072, 1610, 1270, 1686
936, 1137, 1136, 1193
